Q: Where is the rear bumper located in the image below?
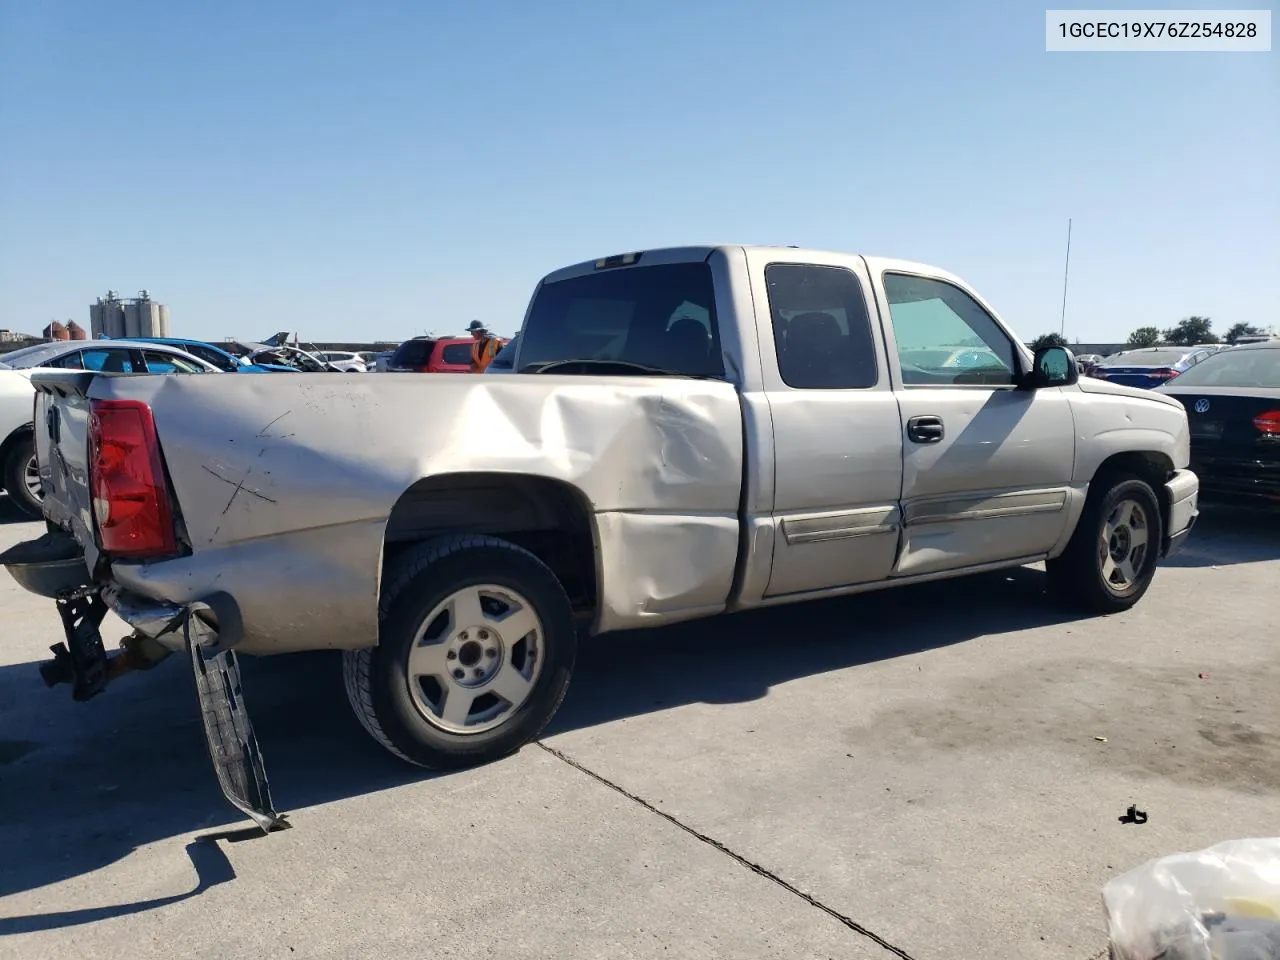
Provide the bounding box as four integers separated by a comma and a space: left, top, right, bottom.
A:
1162, 469, 1199, 558
1192, 455, 1280, 504
0, 531, 243, 653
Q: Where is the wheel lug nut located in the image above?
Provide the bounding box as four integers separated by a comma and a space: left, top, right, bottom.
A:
453, 669, 465, 679
459, 631, 468, 640
446, 650, 457, 660
479, 630, 489, 640
485, 648, 496, 658
474, 668, 484, 678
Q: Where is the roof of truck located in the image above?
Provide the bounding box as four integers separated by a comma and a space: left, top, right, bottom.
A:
541, 245, 960, 287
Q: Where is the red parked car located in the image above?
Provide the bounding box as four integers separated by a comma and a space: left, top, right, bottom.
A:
385, 336, 475, 373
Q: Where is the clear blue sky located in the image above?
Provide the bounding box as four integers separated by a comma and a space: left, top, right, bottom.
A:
1, 0, 1276, 343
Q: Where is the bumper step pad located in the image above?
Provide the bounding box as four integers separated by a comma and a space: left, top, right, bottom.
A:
187, 614, 290, 833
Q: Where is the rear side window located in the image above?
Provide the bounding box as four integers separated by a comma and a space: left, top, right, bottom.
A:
518, 262, 723, 377
141, 350, 206, 374
765, 264, 878, 389
440, 343, 472, 366
391, 339, 434, 367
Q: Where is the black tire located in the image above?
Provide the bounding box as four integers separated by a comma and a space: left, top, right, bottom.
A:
342, 534, 577, 769
1046, 474, 1163, 614
3, 434, 43, 520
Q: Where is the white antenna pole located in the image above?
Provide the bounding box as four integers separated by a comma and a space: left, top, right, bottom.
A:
1059, 218, 1072, 338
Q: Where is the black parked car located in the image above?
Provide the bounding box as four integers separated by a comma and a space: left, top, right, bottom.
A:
1156, 341, 1280, 506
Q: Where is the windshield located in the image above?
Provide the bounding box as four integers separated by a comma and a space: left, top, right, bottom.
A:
519, 261, 722, 377
1164, 347, 1280, 388
1104, 349, 1196, 366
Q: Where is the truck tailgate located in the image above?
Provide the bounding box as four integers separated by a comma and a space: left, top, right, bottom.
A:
31, 372, 104, 569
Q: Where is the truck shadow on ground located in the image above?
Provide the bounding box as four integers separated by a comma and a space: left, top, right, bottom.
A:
0, 506, 1269, 929
1160, 503, 1280, 568
0, 497, 34, 526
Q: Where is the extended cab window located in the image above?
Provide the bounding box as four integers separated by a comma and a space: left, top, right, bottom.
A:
518, 262, 723, 377
766, 264, 878, 389
882, 274, 1018, 386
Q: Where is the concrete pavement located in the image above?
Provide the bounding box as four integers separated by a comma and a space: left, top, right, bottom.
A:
1, 497, 1277, 959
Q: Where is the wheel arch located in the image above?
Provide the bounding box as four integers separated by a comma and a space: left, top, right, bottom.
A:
379, 472, 599, 619
1088, 450, 1176, 539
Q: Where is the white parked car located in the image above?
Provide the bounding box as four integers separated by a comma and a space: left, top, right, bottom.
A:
0, 339, 219, 517
317, 351, 369, 373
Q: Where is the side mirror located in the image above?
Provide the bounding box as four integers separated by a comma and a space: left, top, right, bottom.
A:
1024, 345, 1079, 389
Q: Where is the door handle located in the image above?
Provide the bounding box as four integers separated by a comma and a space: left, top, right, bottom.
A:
907, 415, 944, 444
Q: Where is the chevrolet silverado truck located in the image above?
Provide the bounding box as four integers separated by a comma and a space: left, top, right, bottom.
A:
3, 245, 1199, 830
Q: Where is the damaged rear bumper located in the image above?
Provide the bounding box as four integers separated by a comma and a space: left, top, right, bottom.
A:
1, 531, 288, 833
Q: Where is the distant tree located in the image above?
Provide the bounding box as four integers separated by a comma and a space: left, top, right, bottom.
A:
1030, 332, 1069, 351
1163, 316, 1218, 345
1127, 326, 1161, 347
1224, 322, 1266, 345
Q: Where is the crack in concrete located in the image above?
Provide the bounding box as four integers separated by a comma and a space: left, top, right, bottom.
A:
536, 741, 919, 960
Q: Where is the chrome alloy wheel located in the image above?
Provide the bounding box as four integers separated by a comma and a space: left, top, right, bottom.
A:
1099, 498, 1149, 591
406, 583, 544, 735
24, 453, 43, 503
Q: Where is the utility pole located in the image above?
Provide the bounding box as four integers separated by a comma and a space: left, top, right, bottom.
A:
1059, 218, 1072, 338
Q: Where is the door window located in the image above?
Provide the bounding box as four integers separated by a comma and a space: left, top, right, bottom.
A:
80, 349, 139, 373
882, 273, 1018, 386
47, 351, 85, 370
440, 343, 473, 366
765, 264, 878, 389
141, 350, 206, 374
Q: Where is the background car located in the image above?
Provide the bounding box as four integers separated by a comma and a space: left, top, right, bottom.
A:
0, 339, 219, 519
1156, 340, 1280, 506
0, 339, 221, 375
316, 350, 369, 373
385, 336, 475, 373
117, 336, 294, 373
1089, 346, 1214, 388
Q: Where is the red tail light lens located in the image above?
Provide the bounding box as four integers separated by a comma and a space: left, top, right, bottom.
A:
1149, 368, 1180, 381
1255, 410, 1280, 436
88, 399, 178, 558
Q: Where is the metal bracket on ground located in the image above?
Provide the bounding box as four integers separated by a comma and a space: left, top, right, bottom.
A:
186, 610, 290, 834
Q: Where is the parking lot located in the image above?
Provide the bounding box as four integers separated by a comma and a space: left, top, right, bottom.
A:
1, 499, 1277, 960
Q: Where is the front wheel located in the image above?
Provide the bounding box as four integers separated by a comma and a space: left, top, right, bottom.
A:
343, 535, 577, 768
3, 435, 43, 520
1047, 475, 1163, 613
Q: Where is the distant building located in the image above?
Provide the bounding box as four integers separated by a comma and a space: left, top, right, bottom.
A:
91, 290, 170, 339
44, 321, 68, 341
66, 320, 87, 340
0, 329, 28, 342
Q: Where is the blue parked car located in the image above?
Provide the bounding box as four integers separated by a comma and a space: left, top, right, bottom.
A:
1090, 346, 1215, 389
118, 337, 296, 373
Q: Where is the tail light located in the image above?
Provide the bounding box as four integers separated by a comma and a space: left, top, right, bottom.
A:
1148, 368, 1180, 381
1254, 410, 1280, 436
88, 399, 178, 558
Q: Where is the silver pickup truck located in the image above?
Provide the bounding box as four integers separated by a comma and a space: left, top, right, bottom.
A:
3, 245, 1199, 829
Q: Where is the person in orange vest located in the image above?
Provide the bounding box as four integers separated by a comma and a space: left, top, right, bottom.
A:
467, 320, 502, 373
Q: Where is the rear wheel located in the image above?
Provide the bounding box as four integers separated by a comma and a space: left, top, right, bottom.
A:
3, 435, 43, 520
343, 535, 577, 768
1047, 475, 1163, 613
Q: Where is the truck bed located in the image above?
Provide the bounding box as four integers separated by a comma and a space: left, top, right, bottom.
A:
32, 370, 746, 652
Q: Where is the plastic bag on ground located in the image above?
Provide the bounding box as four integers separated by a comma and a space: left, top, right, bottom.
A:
1103, 837, 1280, 959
